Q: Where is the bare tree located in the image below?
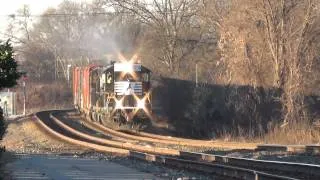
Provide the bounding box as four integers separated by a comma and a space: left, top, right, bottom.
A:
258, 0, 320, 124
216, 0, 320, 125
10, 0, 146, 81
107, 0, 202, 76
5, 5, 32, 44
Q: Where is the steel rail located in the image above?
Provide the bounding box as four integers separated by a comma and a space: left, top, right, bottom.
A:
179, 151, 320, 179
130, 151, 299, 180
35, 111, 129, 156
82, 112, 319, 153
80, 121, 139, 144
35, 110, 320, 179
54, 110, 320, 179
49, 112, 179, 155
82, 115, 257, 150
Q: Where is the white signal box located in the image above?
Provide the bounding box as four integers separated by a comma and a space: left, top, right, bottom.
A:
0, 92, 16, 116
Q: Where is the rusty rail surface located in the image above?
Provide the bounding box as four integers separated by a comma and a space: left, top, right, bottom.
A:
35, 111, 129, 156
49, 112, 179, 156
35, 110, 320, 179
82, 115, 258, 150
81, 112, 320, 153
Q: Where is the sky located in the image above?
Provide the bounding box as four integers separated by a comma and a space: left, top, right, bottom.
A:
0, 0, 91, 39
0, 0, 64, 16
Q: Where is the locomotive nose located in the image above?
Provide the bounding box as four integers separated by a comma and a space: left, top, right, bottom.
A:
73, 62, 152, 126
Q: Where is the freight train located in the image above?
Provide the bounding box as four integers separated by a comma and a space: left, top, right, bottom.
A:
73, 61, 152, 125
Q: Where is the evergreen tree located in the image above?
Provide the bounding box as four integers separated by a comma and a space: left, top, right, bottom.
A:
0, 40, 22, 140
0, 40, 21, 89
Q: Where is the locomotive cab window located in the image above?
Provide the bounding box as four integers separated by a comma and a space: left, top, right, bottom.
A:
141, 73, 150, 82
106, 72, 113, 84
103, 69, 114, 92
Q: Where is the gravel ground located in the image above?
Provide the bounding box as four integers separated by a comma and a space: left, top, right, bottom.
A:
0, 117, 87, 154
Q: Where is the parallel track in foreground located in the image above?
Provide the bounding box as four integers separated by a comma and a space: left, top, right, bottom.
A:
34, 110, 320, 180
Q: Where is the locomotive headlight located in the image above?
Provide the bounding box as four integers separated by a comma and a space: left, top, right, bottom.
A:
137, 99, 145, 109
123, 62, 133, 73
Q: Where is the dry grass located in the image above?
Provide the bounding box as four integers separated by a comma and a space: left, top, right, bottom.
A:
205, 122, 320, 145
264, 122, 320, 144
14, 81, 72, 114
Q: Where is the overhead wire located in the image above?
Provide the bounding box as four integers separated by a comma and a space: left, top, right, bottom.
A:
0, 7, 185, 18
0, 12, 124, 18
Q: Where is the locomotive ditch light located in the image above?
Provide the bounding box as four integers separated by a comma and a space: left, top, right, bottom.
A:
137, 99, 145, 109
133, 93, 149, 110
115, 98, 123, 109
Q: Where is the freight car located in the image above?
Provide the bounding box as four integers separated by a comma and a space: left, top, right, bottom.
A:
73, 62, 152, 125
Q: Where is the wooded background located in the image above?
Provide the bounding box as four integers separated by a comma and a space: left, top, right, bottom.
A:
4, 0, 319, 141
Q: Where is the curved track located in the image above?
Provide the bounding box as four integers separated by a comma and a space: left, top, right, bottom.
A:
49, 112, 179, 155
34, 110, 320, 179
81, 111, 320, 153
36, 110, 129, 155
81, 113, 258, 150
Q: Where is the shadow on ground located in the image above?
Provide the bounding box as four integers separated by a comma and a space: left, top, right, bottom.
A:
0, 151, 16, 179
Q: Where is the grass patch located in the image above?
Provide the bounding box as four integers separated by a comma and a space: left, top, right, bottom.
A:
264, 122, 320, 144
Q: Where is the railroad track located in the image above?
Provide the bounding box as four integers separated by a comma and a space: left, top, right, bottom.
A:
79, 112, 258, 150
79, 111, 320, 154
34, 110, 320, 179
36, 110, 129, 156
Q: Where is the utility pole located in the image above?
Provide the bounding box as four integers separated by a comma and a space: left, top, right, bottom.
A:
23, 81, 26, 116
196, 63, 198, 88
67, 64, 71, 86
54, 58, 57, 81
22, 76, 27, 116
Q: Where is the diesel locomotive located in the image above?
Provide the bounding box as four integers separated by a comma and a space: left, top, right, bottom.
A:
73, 61, 152, 125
